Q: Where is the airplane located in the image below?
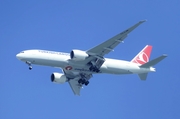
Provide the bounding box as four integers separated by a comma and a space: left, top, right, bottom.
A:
16, 20, 167, 95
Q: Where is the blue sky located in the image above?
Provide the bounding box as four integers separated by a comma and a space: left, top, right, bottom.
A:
0, 0, 179, 119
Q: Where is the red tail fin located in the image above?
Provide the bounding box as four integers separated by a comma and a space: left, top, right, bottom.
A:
131, 45, 152, 65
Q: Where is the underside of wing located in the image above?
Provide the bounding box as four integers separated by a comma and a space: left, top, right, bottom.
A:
68, 78, 83, 95
63, 69, 92, 95
87, 20, 146, 56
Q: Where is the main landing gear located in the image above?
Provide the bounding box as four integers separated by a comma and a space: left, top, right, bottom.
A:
89, 66, 100, 73
88, 58, 104, 73
78, 73, 92, 86
26, 61, 32, 70
78, 79, 89, 86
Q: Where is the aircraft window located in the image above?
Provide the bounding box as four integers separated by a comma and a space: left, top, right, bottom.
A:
20, 51, 24, 53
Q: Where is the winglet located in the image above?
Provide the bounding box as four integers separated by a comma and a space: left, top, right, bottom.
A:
139, 20, 147, 23
123, 20, 146, 35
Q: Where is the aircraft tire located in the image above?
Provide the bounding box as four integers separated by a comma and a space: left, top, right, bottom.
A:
29, 66, 32, 70
85, 81, 89, 86
78, 79, 83, 84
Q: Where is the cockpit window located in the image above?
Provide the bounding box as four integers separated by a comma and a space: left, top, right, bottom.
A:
20, 51, 24, 53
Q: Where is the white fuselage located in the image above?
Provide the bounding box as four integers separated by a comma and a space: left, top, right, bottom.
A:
16, 50, 155, 75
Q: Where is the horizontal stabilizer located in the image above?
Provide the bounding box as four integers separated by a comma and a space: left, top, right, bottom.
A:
138, 73, 148, 80
140, 54, 167, 68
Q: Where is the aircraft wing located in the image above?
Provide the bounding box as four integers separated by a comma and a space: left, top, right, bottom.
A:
62, 20, 146, 95
63, 69, 92, 95
86, 20, 146, 56
68, 78, 82, 95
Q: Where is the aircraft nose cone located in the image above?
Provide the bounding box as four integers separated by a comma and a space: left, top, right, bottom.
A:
16, 54, 21, 60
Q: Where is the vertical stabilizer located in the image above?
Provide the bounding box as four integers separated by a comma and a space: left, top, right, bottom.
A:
138, 73, 148, 80
131, 45, 152, 65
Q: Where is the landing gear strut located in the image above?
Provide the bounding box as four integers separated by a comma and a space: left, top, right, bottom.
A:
26, 61, 32, 70
88, 58, 104, 73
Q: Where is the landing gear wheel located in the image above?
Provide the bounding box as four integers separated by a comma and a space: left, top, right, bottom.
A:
89, 66, 100, 73
85, 81, 89, 86
96, 69, 100, 73
90, 66, 97, 71
26, 61, 32, 70
78, 79, 83, 84
29, 66, 32, 70
78, 79, 88, 85
89, 66, 93, 71
81, 79, 86, 84
93, 68, 100, 73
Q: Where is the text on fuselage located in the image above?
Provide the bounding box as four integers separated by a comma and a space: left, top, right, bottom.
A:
38, 50, 70, 56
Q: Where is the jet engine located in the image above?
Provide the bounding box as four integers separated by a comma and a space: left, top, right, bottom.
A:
70, 50, 89, 61
51, 73, 67, 84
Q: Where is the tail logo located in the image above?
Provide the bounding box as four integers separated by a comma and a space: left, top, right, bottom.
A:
131, 45, 152, 65
134, 52, 149, 64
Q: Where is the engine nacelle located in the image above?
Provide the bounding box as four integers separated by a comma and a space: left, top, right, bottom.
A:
51, 73, 67, 84
70, 49, 89, 61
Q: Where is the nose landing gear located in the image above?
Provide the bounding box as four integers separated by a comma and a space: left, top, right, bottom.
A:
26, 61, 32, 70
29, 66, 32, 70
